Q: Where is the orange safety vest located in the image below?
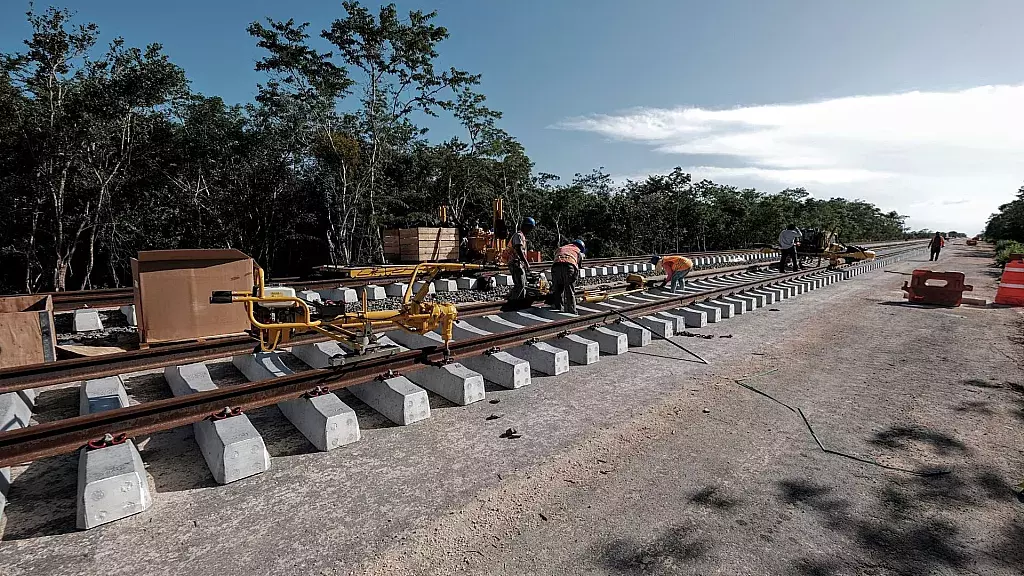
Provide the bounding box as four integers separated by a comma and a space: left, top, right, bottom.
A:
660, 256, 693, 277
554, 244, 583, 268
501, 231, 527, 263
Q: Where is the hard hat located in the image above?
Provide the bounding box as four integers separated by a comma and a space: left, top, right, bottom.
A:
522, 216, 536, 228
650, 255, 661, 264
572, 239, 586, 253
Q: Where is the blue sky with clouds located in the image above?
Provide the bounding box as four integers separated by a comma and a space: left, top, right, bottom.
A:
2, 0, 1023, 233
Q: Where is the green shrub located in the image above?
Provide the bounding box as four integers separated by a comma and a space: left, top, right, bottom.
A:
995, 240, 1024, 265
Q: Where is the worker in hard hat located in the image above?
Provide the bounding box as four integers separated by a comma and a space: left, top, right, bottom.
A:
504, 217, 536, 302
548, 239, 586, 314
651, 254, 694, 292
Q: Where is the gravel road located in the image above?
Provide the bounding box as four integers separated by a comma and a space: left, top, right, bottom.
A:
2, 244, 1020, 576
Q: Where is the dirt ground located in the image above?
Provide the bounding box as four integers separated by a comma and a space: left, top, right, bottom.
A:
2, 243, 1022, 576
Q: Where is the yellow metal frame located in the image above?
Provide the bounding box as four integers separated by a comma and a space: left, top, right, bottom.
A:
223, 262, 487, 354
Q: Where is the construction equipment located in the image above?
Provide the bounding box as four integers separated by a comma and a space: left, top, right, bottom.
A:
760, 229, 876, 267
465, 198, 542, 265
582, 273, 656, 303
211, 262, 489, 363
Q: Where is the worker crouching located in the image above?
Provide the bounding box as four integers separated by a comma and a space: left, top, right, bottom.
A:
651, 254, 694, 292
549, 239, 586, 314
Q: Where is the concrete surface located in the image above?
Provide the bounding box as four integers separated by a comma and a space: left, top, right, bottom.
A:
4, 245, 1021, 576
404, 363, 486, 406
73, 309, 103, 332
79, 376, 129, 414
75, 441, 152, 530
347, 376, 431, 426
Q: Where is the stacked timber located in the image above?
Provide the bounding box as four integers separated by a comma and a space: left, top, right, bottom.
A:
383, 228, 459, 262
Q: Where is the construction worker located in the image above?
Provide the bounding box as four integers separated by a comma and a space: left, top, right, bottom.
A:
549, 239, 586, 314
929, 232, 945, 261
778, 224, 802, 272
505, 217, 536, 302
651, 254, 694, 292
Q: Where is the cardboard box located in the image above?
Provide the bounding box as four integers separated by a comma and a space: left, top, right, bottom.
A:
133, 250, 254, 345
0, 295, 56, 368
396, 227, 459, 262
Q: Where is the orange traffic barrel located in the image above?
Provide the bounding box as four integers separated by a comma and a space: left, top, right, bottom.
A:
995, 255, 1024, 306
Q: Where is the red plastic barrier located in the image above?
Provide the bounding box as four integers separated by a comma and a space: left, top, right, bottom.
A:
901, 270, 973, 307
995, 256, 1024, 306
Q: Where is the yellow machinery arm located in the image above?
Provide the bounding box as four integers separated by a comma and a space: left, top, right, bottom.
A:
212, 262, 490, 359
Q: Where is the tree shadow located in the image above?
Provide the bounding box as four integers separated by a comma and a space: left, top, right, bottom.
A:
961, 378, 1003, 390
246, 404, 319, 458
140, 425, 217, 492
869, 425, 967, 455
588, 522, 711, 574
29, 386, 78, 424
689, 485, 742, 511
1, 453, 78, 540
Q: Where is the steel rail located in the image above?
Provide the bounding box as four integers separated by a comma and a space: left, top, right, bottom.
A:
0, 248, 924, 468
0, 260, 797, 393
27, 241, 919, 311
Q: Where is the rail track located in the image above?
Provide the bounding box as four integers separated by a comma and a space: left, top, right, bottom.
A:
0, 241, 927, 470
9, 244, 906, 311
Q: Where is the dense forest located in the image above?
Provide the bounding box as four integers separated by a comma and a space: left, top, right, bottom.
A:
0, 4, 913, 294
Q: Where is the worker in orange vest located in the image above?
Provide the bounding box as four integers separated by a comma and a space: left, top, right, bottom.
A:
928, 232, 945, 261
651, 254, 694, 292
548, 239, 586, 314
503, 217, 536, 302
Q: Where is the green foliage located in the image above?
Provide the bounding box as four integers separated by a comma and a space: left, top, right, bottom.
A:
995, 240, 1024, 266
0, 3, 910, 293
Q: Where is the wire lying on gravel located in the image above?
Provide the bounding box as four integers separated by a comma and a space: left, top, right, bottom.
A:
608, 310, 709, 365
733, 368, 952, 477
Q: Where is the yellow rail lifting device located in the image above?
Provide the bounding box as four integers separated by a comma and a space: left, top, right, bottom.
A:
212, 262, 490, 364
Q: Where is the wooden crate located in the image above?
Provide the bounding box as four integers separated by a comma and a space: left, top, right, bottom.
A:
0, 294, 56, 368
396, 227, 459, 262
383, 229, 402, 260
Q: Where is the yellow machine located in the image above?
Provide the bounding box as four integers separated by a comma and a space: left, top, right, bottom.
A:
582, 273, 652, 303
211, 262, 487, 363
759, 229, 876, 267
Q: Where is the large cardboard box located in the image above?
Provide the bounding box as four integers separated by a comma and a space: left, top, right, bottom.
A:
0, 295, 56, 368
133, 250, 254, 345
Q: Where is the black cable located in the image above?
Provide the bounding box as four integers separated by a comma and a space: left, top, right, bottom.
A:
734, 369, 952, 477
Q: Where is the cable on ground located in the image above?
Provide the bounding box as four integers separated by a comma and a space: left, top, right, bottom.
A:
734, 369, 952, 477
608, 310, 709, 365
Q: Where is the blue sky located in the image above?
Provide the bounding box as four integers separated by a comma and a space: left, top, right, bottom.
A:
2, 0, 1023, 233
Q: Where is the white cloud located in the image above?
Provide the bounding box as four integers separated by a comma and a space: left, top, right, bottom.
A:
557, 86, 1024, 233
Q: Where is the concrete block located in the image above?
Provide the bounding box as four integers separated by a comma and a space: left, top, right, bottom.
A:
731, 293, 759, 311
748, 289, 776, 305
73, 309, 103, 332
771, 283, 795, 298
80, 376, 129, 415
636, 316, 674, 338
740, 291, 766, 308
1, 392, 31, 432
464, 314, 525, 333
493, 274, 514, 287
551, 334, 600, 365
500, 311, 553, 326
608, 266, 620, 275
405, 363, 485, 405
411, 281, 436, 295
433, 279, 458, 292
385, 282, 409, 298
17, 388, 37, 410
703, 300, 734, 320
348, 376, 430, 425
594, 267, 609, 276
164, 363, 270, 484
76, 441, 152, 530
357, 285, 387, 300
605, 320, 651, 346
233, 353, 359, 451
319, 287, 358, 303
509, 342, 569, 376
297, 290, 322, 304
760, 285, 788, 300
292, 341, 345, 369
719, 296, 747, 315
580, 327, 629, 355
461, 352, 531, 389
119, 305, 137, 327
277, 394, 360, 451
385, 329, 444, 349
456, 277, 478, 290
689, 303, 722, 323
674, 307, 708, 328
654, 311, 687, 333
449, 320, 491, 340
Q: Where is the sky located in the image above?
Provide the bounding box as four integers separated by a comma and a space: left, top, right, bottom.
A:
2, 1, 1023, 234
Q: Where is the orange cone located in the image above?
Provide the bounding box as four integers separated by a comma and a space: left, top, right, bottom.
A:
995, 255, 1024, 306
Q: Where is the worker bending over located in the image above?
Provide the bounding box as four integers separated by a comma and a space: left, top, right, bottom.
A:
928, 232, 945, 261
549, 239, 586, 314
778, 224, 802, 272
504, 217, 536, 302
651, 254, 694, 292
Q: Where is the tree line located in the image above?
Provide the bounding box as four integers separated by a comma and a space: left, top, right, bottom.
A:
0, 4, 910, 294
